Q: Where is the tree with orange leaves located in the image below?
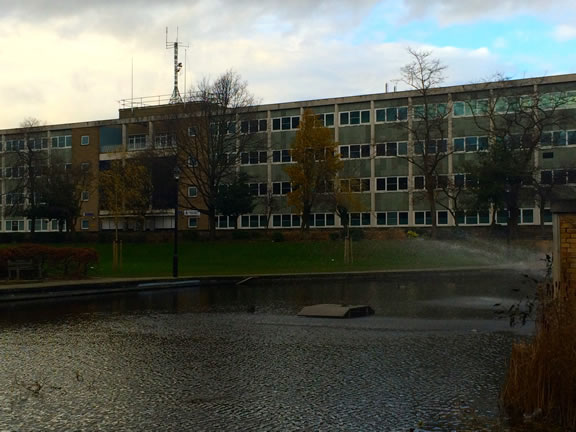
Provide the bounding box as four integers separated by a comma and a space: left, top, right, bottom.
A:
284, 109, 343, 231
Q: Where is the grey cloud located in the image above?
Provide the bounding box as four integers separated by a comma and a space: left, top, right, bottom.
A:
402, 0, 576, 22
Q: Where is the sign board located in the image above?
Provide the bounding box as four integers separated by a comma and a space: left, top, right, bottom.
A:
183, 210, 200, 216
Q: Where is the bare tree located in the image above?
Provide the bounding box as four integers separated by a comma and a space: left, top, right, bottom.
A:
464, 77, 570, 239
398, 48, 451, 237
39, 160, 95, 232
172, 70, 261, 239
5, 118, 49, 233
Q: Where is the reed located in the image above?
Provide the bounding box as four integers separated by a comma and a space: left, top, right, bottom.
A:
501, 279, 576, 430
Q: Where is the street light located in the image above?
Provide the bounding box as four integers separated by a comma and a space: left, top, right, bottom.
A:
173, 165, 180, 278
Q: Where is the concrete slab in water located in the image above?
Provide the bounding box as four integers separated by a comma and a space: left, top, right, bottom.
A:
297, 304, 374, 318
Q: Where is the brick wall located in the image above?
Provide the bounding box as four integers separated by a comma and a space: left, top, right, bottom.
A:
558, 214, 576, 285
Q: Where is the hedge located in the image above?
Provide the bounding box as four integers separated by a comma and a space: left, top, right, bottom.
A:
0, 244, 98, 279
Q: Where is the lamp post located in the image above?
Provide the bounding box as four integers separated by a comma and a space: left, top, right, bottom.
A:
173, 165, 180, 278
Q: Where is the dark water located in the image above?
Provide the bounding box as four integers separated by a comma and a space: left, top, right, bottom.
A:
0, 270, 535, 431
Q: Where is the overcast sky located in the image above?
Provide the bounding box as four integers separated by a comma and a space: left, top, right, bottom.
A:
0, 0, 575, 129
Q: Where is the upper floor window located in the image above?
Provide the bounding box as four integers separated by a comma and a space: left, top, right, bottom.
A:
81, 136, 90, 146
315, 113, 335, 127
453, 99, 488, 117
340, 144, 370, 159
453, 136, 488, 153
272, 116, 300, 131
376, 141, 408, 157
240, 119, 267, 134
155, 134, 175, 149
127, 134, 147, 151
52, 135, 72, 149
375, 107, 408, 122
339, 110, 370, 126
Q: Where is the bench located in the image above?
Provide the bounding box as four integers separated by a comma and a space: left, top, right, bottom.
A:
7, 260, 43, 281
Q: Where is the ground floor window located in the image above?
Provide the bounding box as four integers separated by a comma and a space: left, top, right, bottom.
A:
216, 215, 236, 229
272, 214, 301, 228
376, 212, 409, 226
81, 219, 90, 230
240, 215, 268, 228
188, 217, 198, 229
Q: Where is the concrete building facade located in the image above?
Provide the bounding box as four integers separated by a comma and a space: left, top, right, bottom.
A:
1, 73, 575, 234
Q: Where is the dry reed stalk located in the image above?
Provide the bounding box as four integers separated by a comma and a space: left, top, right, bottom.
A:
501, 279, 576, 430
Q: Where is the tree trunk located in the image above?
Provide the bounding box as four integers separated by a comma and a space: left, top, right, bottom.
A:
426, 185, 437, 238
208, 207, 217, 240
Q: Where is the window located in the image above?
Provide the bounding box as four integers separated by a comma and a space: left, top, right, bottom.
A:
188, 186, 197, 198
375, 176, 408, 192
5, 139, 25, 152
81, 136, 90, 146
188, 217, 199, 228
340, 144, 370, 159
187, 156, 199, 168
81, 219, 90, 230
376, 211, 409, 226
5, 220, 25, 232
5, 193, 24, 205
240, 150, 267, 165
272, 149, 292, 163
127, 134, 147, 151
248, 183, 268, 196
81, 191, 89, 201
272, 214, 301, 228
309, 213, 336, 227
414, 211, 431, 225
271, 116, 300, 131
339, 110, 370, 126
240, 119, 267, 134
240, 215, 268, 229
438, 211, 449, 225
452, 99, 489, 117
188, 127, 196, 137
521, 209, 534, 224
272, 182, 292, 195
216, 215, 237, 229
340, 178, 371, 193
375, 141, 407, 157
316, 113, 335, 127
348, 212, 371, 226
155, 134, 174, 148
375, 107, 408, 122
51, 135, 72, 149
453, 136, 488, 153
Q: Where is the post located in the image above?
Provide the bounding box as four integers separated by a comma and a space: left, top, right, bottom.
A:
173, 166, 180, 278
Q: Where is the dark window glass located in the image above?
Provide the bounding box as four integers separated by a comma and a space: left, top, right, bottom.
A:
272, 118, 281, 130
377, 213, 386, 225
340, 146, 349, 158
567, 130, 576, 145
415, 212, 424, 225
554, 170, 567, 185
340, 112, 349, 125
454, 138, 465, 152
376, 144, 386, 156
376, 178, 386, 191
259, 151, 267, 164
398, 212, 408, 225
361, 145, 370, 158
398, 107, 408, 121
325, 114, 334, 127
542, 152, 554, 159
273, 151, 281, 163
386, 107, 397, 122
398, 142, 407, 155
350, 111, 360, 125
281, 117, 291, 130
273, 183, 281, 195
241, 121, 249, 134
361, 213, 371, 225
259, 119, 267, 132
438, 211, 448, 225
249, 120, 258, 133
376, 109, 386, 122
259, 183, 267, 195
541, 170, 553, 185
387, 177, 398, 191
398, 177, 408, 190
387, 212, 398, 225
350, 145, 361, 158
361, 111, 370, 124
414, 176, 425, 189
361, 178, 371, 192
241, 152, 249, 164
291, 117, 300, 129
282, 150, 291, 162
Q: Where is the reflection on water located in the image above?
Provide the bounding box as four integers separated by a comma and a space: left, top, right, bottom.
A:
0, 269, 535, 431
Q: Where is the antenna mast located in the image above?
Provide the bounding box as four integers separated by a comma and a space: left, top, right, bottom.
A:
166, 27, 188, 104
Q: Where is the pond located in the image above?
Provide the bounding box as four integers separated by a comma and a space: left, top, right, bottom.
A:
0, 269, 536, 431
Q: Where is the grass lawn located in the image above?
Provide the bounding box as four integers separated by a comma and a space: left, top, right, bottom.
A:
77, 238, 506, 278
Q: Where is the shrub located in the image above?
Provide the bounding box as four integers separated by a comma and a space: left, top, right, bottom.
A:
0, 244, 99, 279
